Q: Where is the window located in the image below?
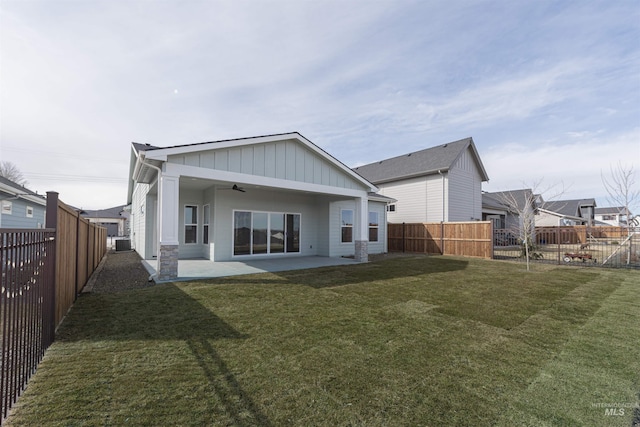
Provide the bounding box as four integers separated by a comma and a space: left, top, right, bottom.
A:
184, 205, 198, 244
203, 205, 210, 244
1, 201, 12, 215
387, 204, 396, 212
234, 210, 300, 256
602, 215, 615, 221
341, 209, 353, 243
369, 211, 379, 242
26, 206, 34, 218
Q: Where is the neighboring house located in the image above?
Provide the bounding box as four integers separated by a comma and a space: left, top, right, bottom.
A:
536, 198, 597, 226
482, 189, 539, 231
127, 132, 393, 281
0, 176, 46, 229
594, 206, 631, 227
353, 137, 489, 223
80, 205, 130, 237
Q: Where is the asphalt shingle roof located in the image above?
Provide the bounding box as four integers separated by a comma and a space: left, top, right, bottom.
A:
352, 137, 488, 184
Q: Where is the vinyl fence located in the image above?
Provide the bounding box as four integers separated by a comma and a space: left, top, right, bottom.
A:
0, 192, 106, 423
388, 222, 493, 259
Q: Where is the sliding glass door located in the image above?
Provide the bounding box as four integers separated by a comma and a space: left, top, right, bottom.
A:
234, 211, 300, 256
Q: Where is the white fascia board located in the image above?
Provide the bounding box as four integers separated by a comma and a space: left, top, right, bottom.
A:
144, 133, 378, 193
0, 182, 46, 206
143, 134, 301, 161
164, 163, 369, 198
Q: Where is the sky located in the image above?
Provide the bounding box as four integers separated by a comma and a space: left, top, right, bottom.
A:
1, 0, 639, 210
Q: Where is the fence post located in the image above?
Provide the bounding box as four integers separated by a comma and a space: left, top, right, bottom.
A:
556, 227, 561, 264
45, 192, 58, 345
402, 222, 405, 253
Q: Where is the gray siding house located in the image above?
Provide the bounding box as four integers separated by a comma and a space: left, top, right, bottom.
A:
0, 176, 46, 229
353, 138, 489, 223
536, 199, 597, 226
127, 132, 392, 281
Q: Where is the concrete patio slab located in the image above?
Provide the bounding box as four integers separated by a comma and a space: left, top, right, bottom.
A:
142, 256, 360, 282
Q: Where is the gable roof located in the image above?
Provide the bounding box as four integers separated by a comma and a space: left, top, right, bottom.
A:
80, 205, 127, 219
595, 206, 626, 215
0, 176, 46, 206
482, 189, 536, 213
541, 198, 596, 217
352, 137, 489, 184
128, 132, 379, 203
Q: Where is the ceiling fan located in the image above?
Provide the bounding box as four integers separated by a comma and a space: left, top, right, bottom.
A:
219, 184, 246, 192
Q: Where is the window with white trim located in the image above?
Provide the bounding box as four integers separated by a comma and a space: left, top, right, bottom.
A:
26, 206, 34, 218
387, 204, 396, 212
203, 205, 210, 245
1, 201, 12, 215
341, 209, 353, 243
369, 211, 379, 242
184, 205, 198, 244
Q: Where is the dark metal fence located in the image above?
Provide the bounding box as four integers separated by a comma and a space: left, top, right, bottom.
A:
0, 229, 56, 421
493, 226, 640, 269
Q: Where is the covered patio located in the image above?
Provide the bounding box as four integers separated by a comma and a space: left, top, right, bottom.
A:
141, 255, 359, 282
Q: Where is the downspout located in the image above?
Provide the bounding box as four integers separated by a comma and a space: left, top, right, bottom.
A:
438, 170, 445, 255
135, 150, 163, 280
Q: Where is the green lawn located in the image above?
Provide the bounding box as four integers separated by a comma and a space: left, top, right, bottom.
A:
6, 256, 639, 426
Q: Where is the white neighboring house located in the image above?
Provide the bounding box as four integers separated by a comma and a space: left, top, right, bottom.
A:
80, 205, 129, 237
353, 137, 489, 223
127, 132, 392, 281
594, 206, 632, 227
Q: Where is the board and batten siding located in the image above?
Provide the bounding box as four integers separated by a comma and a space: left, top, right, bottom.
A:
168, 139, 366, 191
447, 147, 483, 221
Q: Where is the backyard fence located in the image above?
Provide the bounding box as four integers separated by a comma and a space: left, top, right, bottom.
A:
0, 192, 106, 423
493, 226, 640, 269
388, 222, 493, 259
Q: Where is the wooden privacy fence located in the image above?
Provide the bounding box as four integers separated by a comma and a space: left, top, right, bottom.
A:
1, 192, 106, 424
47, 193, 107, 326
535, 225, 628, 245
388, 222, 493, 259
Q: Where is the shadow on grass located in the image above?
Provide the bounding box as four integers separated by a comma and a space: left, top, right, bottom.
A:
56, 284, 271, 426
207, 256, 469, 289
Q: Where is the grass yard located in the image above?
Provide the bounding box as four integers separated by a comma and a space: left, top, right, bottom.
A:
5, 256, 640, 426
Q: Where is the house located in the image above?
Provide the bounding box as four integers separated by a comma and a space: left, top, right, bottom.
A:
594, 206, 632, 227
353, 137, 489, 223
535, 198, 597, 226
80, 205, 130, 237
0, 176, 46, 229
127, 132, 393, 281
482, 189, 539, 231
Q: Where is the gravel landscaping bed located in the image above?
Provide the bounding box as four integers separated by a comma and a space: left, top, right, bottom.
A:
88, 250, 155, 293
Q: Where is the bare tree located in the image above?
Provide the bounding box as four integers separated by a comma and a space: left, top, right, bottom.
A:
490, 180, 565, 271
601, 162, 639, 228
0, 161, 28, 187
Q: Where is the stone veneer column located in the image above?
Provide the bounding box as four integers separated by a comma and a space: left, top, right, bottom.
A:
158, 244, 179, 282
355, 240, 368, 263
157, 173, 180, 281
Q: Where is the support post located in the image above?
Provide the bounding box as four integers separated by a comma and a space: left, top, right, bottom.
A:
354, 196, 369, 263
157, 174, 180, 281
